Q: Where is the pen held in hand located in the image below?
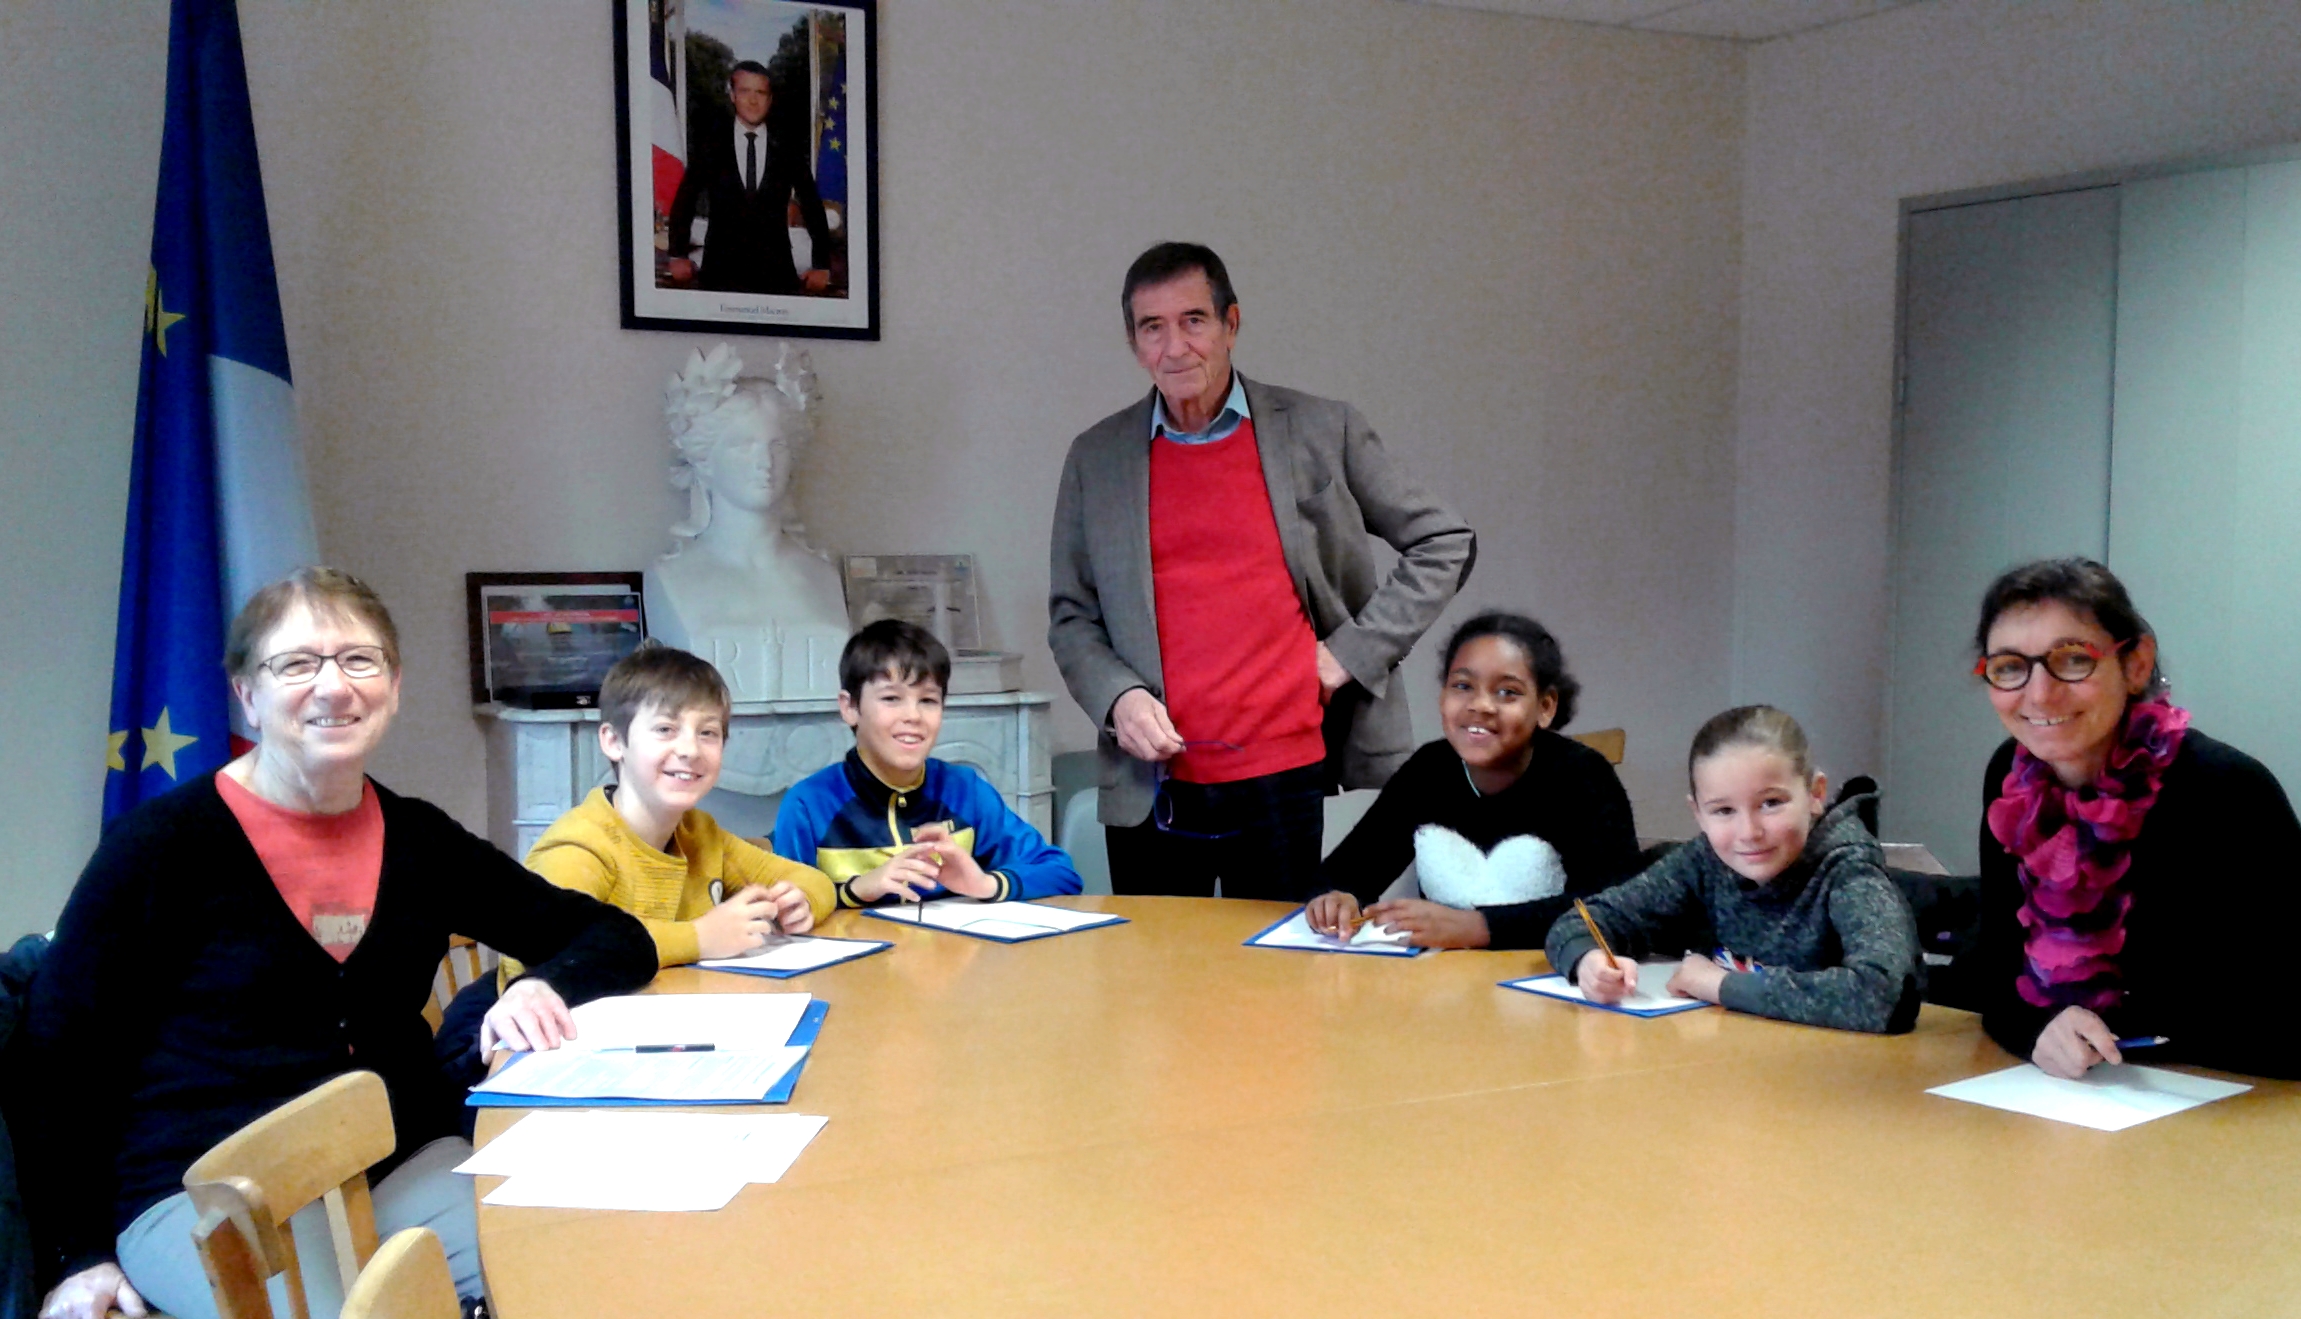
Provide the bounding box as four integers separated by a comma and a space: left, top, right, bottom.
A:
1572, 898, 1624, 974
2114, 1035, 2170, 1051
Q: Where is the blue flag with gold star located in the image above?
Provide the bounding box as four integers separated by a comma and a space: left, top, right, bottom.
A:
816, 44, 847, 210
106, 0, 317, 824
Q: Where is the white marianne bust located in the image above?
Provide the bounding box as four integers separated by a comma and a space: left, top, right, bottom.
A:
644, 342, 849, 701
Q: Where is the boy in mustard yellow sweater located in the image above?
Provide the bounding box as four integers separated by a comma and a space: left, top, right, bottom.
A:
439, 645, 834, 1086
513, 643, 832, 972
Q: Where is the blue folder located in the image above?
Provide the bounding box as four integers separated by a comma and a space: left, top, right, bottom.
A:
699, 939, 892, 979
468, 999, 831, 1107
862, 903, 1128, 944
1497, 974, 1709, 1018
1243, 907, 1429, 958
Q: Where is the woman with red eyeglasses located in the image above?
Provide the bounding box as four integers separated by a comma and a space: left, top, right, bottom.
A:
1971, 557, 2301, 1080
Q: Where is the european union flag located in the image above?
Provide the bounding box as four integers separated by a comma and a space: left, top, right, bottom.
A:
106, 0, 315, 824
816, 46, 847, 211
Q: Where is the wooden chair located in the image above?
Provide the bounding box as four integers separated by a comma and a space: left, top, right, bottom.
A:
423, 936, 494, 1033
339, 1229, 459, 1319
190, 1180, 276, 1319
182, 1071, 396, 1319
1570, 726, 1626, 765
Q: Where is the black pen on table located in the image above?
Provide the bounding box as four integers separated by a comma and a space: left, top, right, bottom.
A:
600, 1043, 715, 1053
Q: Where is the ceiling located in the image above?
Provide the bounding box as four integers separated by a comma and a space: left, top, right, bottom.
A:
1400, 0, 1928, 42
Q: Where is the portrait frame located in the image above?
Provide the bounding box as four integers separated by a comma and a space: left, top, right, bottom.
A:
464, 572, 649, 710
613, 0, 880, 340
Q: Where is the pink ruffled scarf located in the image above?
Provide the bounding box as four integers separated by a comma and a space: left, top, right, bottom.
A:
1987, 699, 2189, 1013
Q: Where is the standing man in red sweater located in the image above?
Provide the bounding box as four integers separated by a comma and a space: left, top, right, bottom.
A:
1048, 242, 1476, 900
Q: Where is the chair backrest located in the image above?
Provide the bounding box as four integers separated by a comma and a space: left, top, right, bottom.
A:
183, 1071, 397, 1319
1321, 789, 1380, 858
1055, 786, 1112, 896
423, 936, 493, 1033
1569, 727, 1626, 765
339, 1229, 460, 1319
191, 1179, 276, 1319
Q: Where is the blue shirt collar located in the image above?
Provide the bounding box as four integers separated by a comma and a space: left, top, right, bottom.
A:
1150, 373, 1251, 445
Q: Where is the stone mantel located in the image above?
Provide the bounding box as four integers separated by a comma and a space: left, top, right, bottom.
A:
477, 692, 1054, 859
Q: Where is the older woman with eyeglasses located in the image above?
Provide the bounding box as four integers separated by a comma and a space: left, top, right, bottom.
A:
25, 568, 655, 1319
1970, 558, 2301, 1081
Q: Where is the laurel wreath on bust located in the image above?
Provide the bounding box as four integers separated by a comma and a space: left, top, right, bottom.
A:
662, 342, 827, 552
665, 343, 745, 443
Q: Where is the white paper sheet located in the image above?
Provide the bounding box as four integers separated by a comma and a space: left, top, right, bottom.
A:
481, 1168, 748, 1212
698, 934, 888, 975
562, 992, 812, 1054
871, 899, 1122, 938
1926, 1063, 2251, 1132
1247, 909, 1419, 956
1349, 919, 1414, 949
458, 1111, 829, 1185
1503, 963, 1705, 1014
469, 1045, 808, 1103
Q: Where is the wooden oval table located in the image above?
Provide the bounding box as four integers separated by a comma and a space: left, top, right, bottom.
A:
473, 897, 2301, 1316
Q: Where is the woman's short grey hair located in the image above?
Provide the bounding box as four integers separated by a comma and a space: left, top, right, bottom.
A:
224, 567, 400, 680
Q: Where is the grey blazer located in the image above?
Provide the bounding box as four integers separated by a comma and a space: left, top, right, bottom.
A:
1047, 373, 1477, 825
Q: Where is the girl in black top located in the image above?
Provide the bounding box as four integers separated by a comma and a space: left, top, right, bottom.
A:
1305, 613, 1640, 949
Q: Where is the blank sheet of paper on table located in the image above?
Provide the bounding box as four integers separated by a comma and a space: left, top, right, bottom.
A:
863, 899, 1126, 941
1498, 963, 1706, 1016
1927, 1063, 2251, 1131
463, 1111, 830, 1211
563, 992, 812, 1054
1245, 907, 1422, 957
480, 1167, 749, 1212
698, 934, 891, 977
468, 1045, 808, 1103
459, 1111, 829, 1184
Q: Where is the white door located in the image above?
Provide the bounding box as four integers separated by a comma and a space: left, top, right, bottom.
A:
2108, 161, 2301, 805
1885, 187, 2119, 871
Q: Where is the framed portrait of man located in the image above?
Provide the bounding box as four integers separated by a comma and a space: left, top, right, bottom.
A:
614, 0, 879, 339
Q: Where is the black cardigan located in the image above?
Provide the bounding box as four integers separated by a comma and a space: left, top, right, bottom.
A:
19, 774, 657, 1278
1977, 729, 2301, 1078
1315, 732, 1641, 949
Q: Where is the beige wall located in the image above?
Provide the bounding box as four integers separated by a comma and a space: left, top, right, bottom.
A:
0, 0, 1744, 935
1733, 0, 2301, 792
0, 3, 169, 940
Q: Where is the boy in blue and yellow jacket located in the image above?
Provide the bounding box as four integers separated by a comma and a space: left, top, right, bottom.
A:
775, 620, 1081, 906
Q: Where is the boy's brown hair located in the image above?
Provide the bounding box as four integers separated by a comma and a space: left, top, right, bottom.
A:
838, 619, 951, 700
599, 642, 731, 747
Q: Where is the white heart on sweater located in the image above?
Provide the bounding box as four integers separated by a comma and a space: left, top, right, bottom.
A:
1412, 825, 1567, 909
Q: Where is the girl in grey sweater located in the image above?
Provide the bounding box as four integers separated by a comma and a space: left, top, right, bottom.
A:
1544, 705, 1922, 1034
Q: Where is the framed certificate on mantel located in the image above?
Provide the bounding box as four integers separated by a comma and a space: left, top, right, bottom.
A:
465, 572, 648, 709
840, 554, 980, 649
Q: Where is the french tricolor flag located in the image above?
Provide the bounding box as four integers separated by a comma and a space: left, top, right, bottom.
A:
649, 0, 687, 221
105, 0, 317, 822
